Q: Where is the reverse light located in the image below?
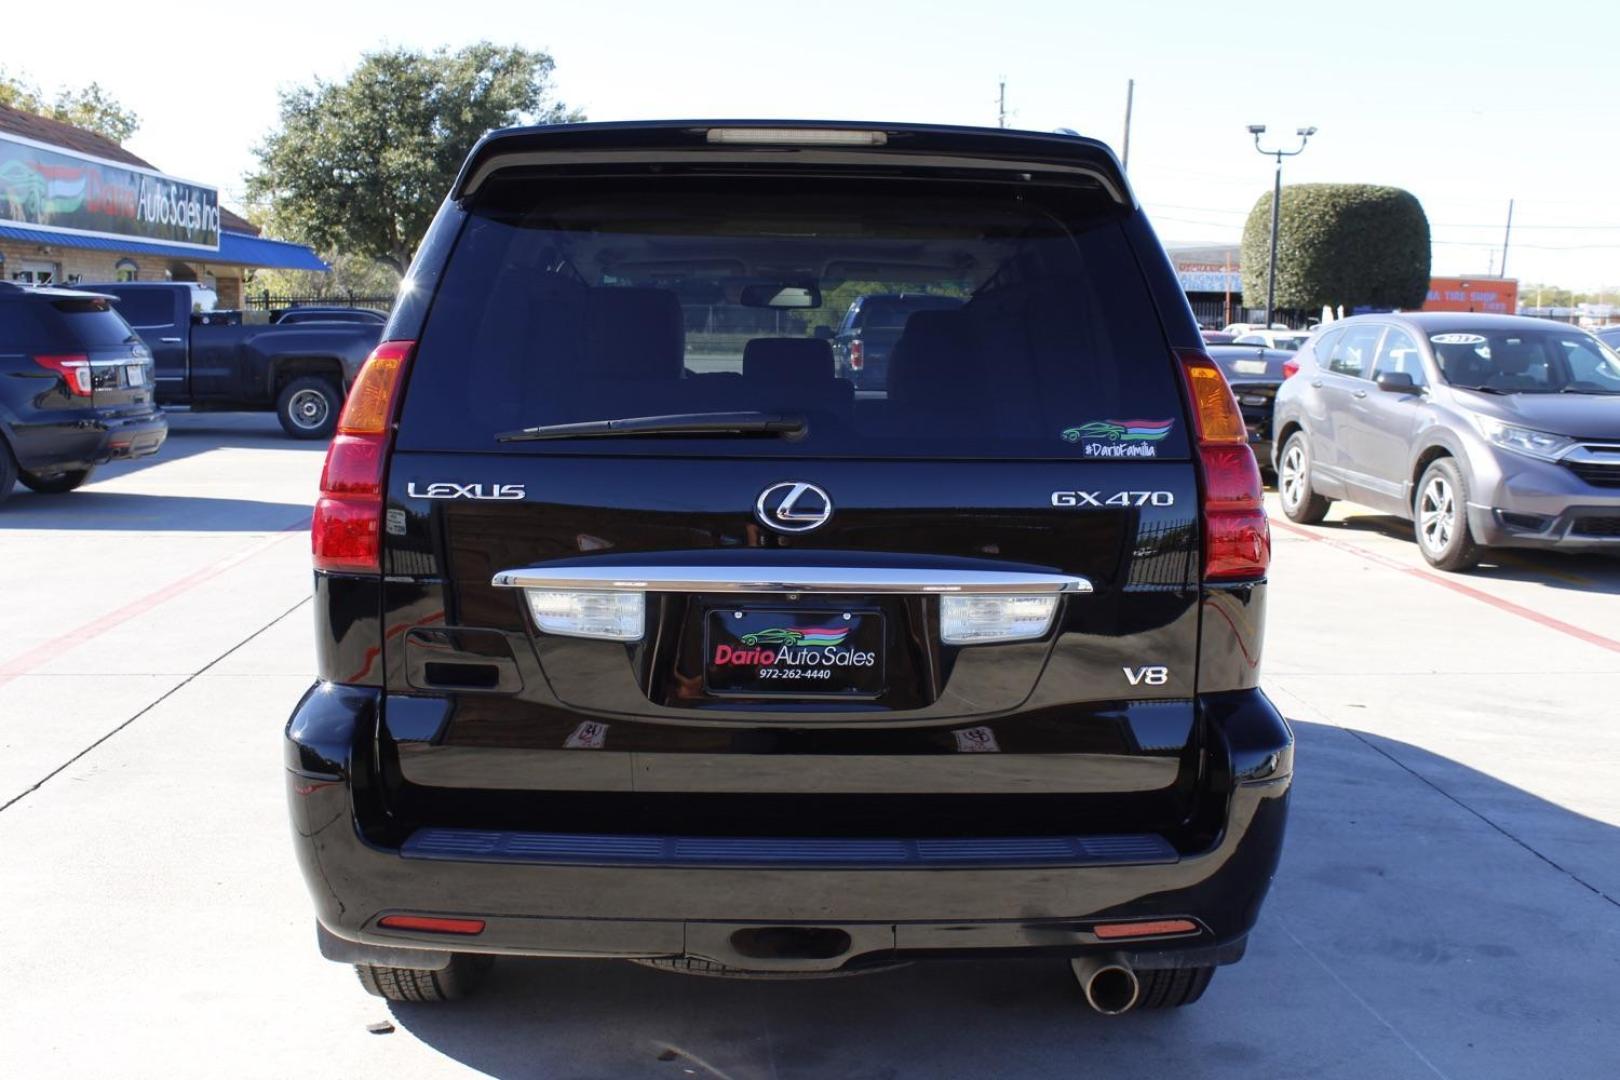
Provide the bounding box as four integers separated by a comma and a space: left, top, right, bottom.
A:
1471, 415, 1574, 462
34, 353, 93, 396
311, 341, 413, 572
706, 127, 888, 146
940, 594, 1059, 645
1177, 349, 1271, 582
523, 589, 646, 641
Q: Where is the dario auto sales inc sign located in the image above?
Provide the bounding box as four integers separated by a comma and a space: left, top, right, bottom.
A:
0, 132, 220, 250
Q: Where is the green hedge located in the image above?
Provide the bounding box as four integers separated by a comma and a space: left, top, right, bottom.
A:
1241, 184, 1431, 311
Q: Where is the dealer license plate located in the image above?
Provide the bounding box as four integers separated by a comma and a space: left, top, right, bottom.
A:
705, 609, 884, 696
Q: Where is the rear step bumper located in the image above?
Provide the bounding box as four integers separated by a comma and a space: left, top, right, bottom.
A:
286, 684, 1291, 971
400, 829, 1179, 867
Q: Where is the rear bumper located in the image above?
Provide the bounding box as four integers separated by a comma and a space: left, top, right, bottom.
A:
286, 684, 1291, 972
9, 410, 167, 473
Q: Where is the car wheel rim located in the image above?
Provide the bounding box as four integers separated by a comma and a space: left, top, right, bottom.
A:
288, 388, 330, 429
1419, 476, 1454, 552
1280, 444, 1306, 510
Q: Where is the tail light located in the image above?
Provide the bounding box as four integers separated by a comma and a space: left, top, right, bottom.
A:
848, 339, 864, 370
1176, 349, 1270, 582
1281, 358, 1300, 380
311, 340, 413, 572
34, 354, 93, 397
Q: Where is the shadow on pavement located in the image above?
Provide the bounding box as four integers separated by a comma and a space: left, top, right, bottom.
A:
376, 721, 1620, 1079
1322, 511, 1620, 593
0, 490, 310, 532
88, 412, 327, 483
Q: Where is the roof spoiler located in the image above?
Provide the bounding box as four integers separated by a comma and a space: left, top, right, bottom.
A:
449, 119, 1134, 206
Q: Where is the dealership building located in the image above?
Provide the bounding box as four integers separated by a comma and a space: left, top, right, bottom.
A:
0, 104, 324, 307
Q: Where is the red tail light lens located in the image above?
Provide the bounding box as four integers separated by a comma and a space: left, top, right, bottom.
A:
848, 340, 864, 370
34, 354, 93, 397
1176, 349, 1270, 582
311, 341, 413, 572
1281, 358, 1300, 380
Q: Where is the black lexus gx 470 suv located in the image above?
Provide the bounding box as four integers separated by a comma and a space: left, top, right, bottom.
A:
285, 120, 1290, 1013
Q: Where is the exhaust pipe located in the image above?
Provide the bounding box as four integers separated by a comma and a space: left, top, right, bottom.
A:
1070, 954, 1141, 1015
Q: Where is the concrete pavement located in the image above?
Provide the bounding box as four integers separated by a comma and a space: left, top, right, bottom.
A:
1, 415, 1617, 1078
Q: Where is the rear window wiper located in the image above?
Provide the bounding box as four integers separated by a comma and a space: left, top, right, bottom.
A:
496, 411, 807, 443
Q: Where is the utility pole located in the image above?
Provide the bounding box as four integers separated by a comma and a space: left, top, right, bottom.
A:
1121, 78, 1135, 171
1500, 198, 1515, 278
1248, 124, 1317, 327
997, 78, 1007, 129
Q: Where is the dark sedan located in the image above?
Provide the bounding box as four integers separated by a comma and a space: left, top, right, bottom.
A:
1206, 344, 1292, 470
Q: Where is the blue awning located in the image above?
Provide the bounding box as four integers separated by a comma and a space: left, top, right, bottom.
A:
0, 225, 328, 271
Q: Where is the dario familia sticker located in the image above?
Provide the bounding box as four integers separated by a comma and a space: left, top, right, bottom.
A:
1062, 419, 1173, 458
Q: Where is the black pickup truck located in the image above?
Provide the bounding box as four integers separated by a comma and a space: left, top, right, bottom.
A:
83, 283, 382, 438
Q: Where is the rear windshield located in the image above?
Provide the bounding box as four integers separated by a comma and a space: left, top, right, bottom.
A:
41, 297, 141, 348
397, 173, 1189, 459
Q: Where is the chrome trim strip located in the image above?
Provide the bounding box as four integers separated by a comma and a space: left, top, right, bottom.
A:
492, 566, 1092, 595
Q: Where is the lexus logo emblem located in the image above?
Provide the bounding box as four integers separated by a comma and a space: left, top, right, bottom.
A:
755, 482, 833, 533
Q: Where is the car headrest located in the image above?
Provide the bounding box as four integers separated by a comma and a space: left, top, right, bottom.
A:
1492, 341, 1536, 375
586, 287, 685, 380
887, 309, 983, 409
742, 338, 835, 381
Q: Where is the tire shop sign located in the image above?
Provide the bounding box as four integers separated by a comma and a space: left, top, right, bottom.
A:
0, 132, 220, 250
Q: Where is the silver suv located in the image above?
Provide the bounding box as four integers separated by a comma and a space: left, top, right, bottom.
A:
1272, 312, 1620, 570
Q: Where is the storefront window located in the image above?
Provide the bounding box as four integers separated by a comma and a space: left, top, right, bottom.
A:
115, 259, 139, 282
11, 262, 58, 284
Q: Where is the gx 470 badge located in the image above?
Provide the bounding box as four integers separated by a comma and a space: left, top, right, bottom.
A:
1051, 490, 1175, 508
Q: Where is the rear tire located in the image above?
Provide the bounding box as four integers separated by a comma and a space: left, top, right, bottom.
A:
1414, 458, 1481, 572
276, 375, 342, 440
1277, 432, 1331, 525
354, 954, 493, 1002
19, 468, 92, 494
1134, 965, 1215, 1009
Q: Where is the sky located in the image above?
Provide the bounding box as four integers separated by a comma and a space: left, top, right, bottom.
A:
7, 0, 1620, 290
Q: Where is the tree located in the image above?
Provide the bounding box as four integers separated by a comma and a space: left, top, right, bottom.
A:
245, 44, 582, 273
0, 69, 140, 144
1241, 184, 1431, 312
240, 251, 403, 303
1518, 283, 1598, 308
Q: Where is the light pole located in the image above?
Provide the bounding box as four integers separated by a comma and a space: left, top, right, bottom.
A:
1249, 124, 1316, 327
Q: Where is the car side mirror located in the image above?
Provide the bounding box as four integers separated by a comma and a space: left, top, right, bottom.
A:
1376, 371, 1419, 393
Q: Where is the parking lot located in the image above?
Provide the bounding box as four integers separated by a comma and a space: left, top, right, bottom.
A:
2, 413, 1618, 1079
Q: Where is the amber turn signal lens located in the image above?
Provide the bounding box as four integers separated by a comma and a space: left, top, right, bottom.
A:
337, 341, 413, 436
1179, 356, 1249, 444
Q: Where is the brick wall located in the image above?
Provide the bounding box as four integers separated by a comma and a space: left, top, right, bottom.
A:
1, 239, 243, 307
